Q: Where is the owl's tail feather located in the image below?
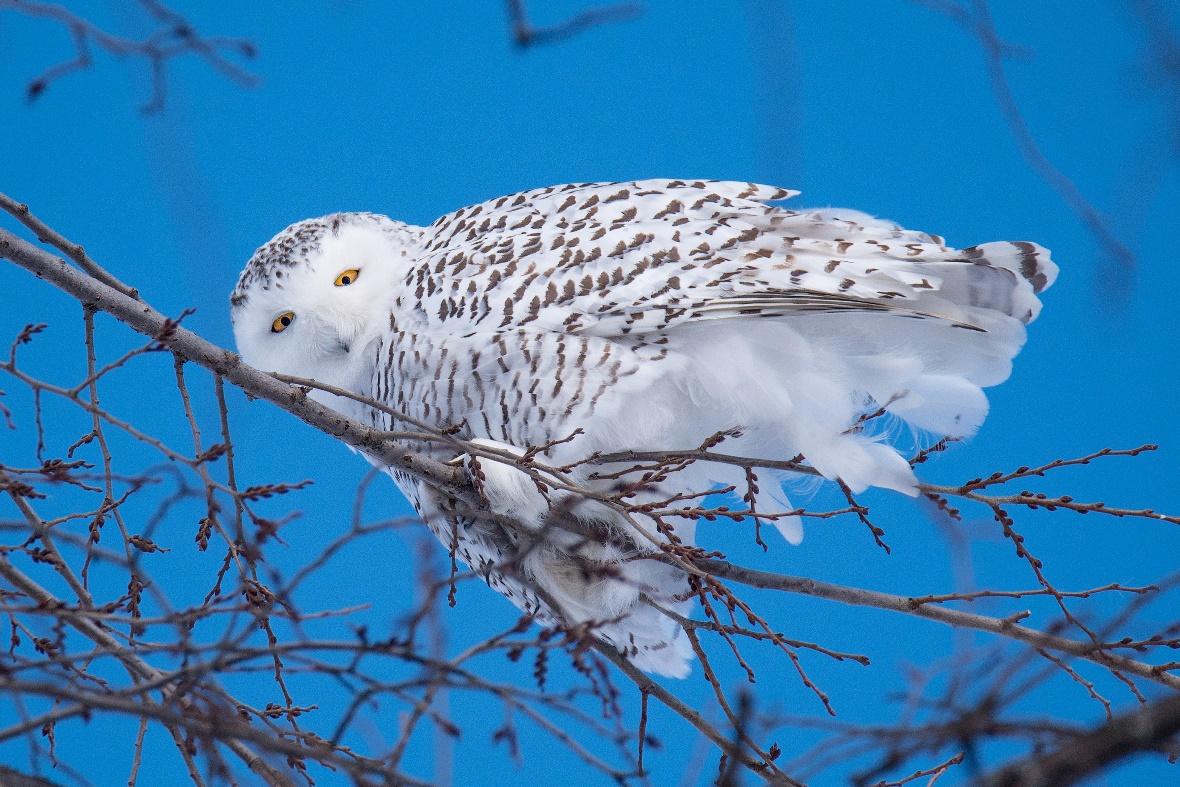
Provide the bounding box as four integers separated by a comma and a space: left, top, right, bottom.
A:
921, 241, 1058, 324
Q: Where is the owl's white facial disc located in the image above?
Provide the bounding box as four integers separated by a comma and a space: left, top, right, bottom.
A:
230, 213, 413, 394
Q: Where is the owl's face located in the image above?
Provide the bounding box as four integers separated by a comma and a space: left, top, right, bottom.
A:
230, 213, 410, 390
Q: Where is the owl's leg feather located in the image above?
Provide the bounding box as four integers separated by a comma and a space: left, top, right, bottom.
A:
462, 438, 552, 529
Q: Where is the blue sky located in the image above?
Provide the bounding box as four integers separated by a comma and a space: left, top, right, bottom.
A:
1, 1, 1178, 784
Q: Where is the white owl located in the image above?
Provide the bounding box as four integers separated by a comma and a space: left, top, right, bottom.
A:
230, 180, 1056, 677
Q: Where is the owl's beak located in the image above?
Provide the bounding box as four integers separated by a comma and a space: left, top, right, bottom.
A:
318, 310, 365, 356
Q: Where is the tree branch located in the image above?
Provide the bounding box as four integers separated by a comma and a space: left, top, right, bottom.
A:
980, 692, 1180, 786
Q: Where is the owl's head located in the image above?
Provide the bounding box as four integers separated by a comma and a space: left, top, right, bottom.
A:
230, 212, 415, 389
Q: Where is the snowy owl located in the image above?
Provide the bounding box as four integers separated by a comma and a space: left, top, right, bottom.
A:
230, 180, 1056, 678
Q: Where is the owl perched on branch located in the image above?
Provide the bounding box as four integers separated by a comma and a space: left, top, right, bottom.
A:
230, 180, 1056, 677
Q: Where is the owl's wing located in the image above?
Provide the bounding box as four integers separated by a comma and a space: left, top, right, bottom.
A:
412, 179, 1055, 338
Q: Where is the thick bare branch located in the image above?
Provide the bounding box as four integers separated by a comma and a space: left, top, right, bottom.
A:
980, 692, 1180, 786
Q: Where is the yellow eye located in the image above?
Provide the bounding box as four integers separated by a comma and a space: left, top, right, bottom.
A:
271, 311, 295, 333
334, 268, 360, 287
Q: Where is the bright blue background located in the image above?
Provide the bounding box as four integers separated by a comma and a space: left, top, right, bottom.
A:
1, 1, 1178, 785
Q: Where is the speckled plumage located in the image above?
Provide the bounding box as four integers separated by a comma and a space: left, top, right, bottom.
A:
231, 180, 1057, 677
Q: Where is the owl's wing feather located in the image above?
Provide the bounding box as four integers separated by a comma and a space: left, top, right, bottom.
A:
415, 180, 1054, 336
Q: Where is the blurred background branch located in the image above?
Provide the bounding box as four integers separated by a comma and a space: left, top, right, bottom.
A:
916, 0, 1136, 275
0, 0, 256, 112
505, 0, 641, 48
